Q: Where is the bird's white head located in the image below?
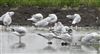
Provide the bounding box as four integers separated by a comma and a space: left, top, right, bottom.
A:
34, 13, 43, 19
8, 12, 15, 17
74, 13, 80, 17
31, 13, 43, 19
47, 14, 57, 23
57, 22, 62, 25
48, 14, 57, 19
56, 22, 64, 27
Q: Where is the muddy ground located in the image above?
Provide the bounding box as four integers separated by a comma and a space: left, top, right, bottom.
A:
0, 5, 100, 27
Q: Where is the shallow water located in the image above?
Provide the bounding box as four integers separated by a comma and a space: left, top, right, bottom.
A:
0, 26, 100, 54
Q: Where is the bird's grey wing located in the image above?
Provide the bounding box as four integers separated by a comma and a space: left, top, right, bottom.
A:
16, 29, 26, 34
0, 17, 2, 21
0, 14, 6, 21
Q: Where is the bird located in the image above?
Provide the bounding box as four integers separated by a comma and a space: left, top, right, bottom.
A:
53, 22, 67, 35
50, 22, 73, 35
81, 32, 100, 45
66, 13, 81, 30
33, 20, 49, 27
0, 12, 15, 45
57, 33, 72, 41
63, 25, 73, 35
27, 13, 43, 23
37, 33, 59, 45
37, 31, 72, 46
58, 33, 72, 46
47, 14, 57, 24
33, 14, 57, 28
0, 11, 14, 31
11, 27, 27, 48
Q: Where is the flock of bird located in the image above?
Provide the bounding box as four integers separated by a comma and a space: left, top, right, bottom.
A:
0, 11, 100, 48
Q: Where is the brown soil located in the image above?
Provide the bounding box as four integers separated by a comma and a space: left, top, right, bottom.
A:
0, 5, 100, 27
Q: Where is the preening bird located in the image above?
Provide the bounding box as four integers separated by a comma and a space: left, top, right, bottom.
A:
37, 33, 58, 44
72, 14, 81, 25
27, 13, 43, 23
47, 14, 57, 23
11, 27, 27, 48
0, 12, 14, 26
0, 11, 14, 31
50, 22, 72, 35
53, 22, 67, 34
66, 13, 81, 30
33, 14, 57, 27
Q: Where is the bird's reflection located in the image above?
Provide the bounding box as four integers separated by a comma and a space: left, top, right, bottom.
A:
41, 45, 57, 52
58, 46, 70, 52
71, 45, 82, 49
70, 45, 83, 52
11, 42, 26, 49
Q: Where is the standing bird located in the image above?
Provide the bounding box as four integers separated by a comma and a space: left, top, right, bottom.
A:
66, 14, 81, 30
33, 14, 57, 28
11, 27, 27, 48
27, 13, 43, 23
0, 12, 14, 31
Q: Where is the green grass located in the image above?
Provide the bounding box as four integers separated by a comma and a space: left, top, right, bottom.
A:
0, 0, 100, 7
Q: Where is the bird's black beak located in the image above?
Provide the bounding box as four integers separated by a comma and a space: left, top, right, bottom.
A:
37, 33, 41, 35
11, 28, 15, 32
68, 29, 73, 34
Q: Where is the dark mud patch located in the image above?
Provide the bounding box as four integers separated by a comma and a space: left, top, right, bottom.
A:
0, 5, 100, 27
